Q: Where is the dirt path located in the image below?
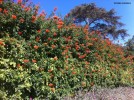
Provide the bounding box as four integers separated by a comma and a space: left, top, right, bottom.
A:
63, 87, 134, 100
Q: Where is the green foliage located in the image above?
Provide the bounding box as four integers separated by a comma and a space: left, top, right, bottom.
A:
0, 1, 133, 99
124, 35, 134, 56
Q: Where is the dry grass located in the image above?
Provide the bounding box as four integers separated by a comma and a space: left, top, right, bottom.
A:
62, 87, 134, 100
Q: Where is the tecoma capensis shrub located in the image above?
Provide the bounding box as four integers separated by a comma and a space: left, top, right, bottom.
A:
0, 0, 133, 99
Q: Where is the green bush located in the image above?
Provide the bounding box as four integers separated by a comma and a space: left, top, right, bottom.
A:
0, 1, 133, 99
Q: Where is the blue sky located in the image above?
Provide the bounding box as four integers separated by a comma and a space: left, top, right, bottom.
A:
31, 0, 134, 45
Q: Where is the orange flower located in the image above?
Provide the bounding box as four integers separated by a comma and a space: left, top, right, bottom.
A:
48, 69, 53, 73
96, 30, 101, 35
0, 40, 4, 46
79, 54, 87, 59
20, 18, 24, 23
45, 29, 50, 33
57, 20, 64, 29
0, 0, 3, 4
71, 24, 76, 27
0, 8, 2, 12
65, 55, 68, 58
106, 38, 111, 45
85, 49, 90, 53
57, 21, 64, 25
31, 15, 36, 22
18, 32, 22, 35
87, 43, 93, 46
62, 52, 65, 55
24, 7, 31, 12
53, 32, 57, 36
21, 4, 25, 8
48, 83, 54, 87
37, 30, 41, 33
3, 9, 8, 14
92, 38, 98, 41
85, 61, 89, 65
17, 64, 20, 68
75, 45, 80, 51
48, 37, 52, 41
53, 56, 58, 60
36, 37, 40, 42
91, 31, 95, 34
53, 15, 58, 19
17, 0, 22, 4
51, 44, 56, 49
23, 59, 29, 63
72, 71, 77, 75
32, 59, 37, 63
34, 45, 39, 49
57, 25, 62, 29
12, 15, 17, 20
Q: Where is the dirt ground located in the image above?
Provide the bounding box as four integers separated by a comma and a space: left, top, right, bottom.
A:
63, 87, 134, 100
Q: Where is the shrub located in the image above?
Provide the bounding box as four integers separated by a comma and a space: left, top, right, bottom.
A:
0, 0, 133, 99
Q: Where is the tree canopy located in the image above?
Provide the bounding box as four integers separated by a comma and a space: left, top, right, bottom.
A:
125, 35, 134, 52
68, 3, 128, 39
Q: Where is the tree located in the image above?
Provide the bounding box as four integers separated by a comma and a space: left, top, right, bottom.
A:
68, 3, 128, 39
125, 36, 134, 52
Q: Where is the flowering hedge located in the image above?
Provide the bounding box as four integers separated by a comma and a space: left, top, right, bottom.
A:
0, 0, 133, 99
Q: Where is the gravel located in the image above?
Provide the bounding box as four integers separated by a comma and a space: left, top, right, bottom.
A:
63, 87, 134, 100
